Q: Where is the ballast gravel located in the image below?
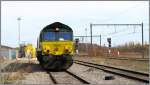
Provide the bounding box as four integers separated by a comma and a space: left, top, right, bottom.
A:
68, 63, 147, 84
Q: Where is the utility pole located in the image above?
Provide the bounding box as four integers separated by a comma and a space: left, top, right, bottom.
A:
85, 28, 88, 52
85, 28, 87, 41
100, 34, 101, 47
141, 22, 144, 58
0, 2, 2, 48
90, 23, 92, 45
17, 17, 21, 47
141, 22, 144, 49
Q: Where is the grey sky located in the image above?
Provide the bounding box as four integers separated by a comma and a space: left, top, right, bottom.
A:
2, 1, 149, 48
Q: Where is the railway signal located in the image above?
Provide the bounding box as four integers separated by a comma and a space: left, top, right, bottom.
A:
107, 38, 111, 48
75, 38, 79, 54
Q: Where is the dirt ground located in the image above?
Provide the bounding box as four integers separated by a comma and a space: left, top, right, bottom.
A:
0, 59, 53, 84
73, 56, 149, 74
0, 58, 149, 84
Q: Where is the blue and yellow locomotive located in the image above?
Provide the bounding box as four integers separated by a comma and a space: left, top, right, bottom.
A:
37, 22, 74, 71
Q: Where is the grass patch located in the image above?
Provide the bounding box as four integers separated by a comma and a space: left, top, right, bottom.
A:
0, 71, 24, 84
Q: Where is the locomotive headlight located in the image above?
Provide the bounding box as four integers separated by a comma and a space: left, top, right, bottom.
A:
65, 46, 69, 50
43, 49, 47, 52
64, 46, 71, 53
43, 47, 50, 54
55, 28, 59, 32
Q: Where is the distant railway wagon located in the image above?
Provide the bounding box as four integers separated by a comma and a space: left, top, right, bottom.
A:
24, 44, 36, 58
18, 44, 36, 58
37, 22, 74, 71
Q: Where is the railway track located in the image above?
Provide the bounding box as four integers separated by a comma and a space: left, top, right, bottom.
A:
74, 60, 149, 83
47, 70, 90, 84
106, 57, 149, 61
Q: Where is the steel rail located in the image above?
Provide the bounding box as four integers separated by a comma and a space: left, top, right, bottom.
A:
74, 60, 149, 75
47, 70, 90, 84
74, 60, 149, 83
65, 70, 90, 84
48, 72, 58, 84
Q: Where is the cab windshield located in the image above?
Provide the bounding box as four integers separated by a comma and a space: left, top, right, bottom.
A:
43, 32, 72, 41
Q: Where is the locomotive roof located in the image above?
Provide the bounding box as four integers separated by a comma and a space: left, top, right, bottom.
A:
41, 22, 73, 32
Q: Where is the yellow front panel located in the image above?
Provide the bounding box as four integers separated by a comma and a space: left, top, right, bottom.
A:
41, 41, 74, 56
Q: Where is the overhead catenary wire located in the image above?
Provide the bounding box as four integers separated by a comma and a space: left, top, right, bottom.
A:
99, 4, 148, 23
74, 22, 146, 49
74, 22, 147, 38
74, 25, 142, 38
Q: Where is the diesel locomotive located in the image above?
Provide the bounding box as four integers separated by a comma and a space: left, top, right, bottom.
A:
37, 22, 74, 71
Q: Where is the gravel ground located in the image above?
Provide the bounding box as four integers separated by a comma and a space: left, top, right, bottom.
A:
0, 59, 17, 71
68, 63, 147, 84
0, 59, 19, 84
73, 56, 149, 74
15, 60, 53, 84
0, 59, 53, 84
0, 58, 148, 84
18, 71, 53, 84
